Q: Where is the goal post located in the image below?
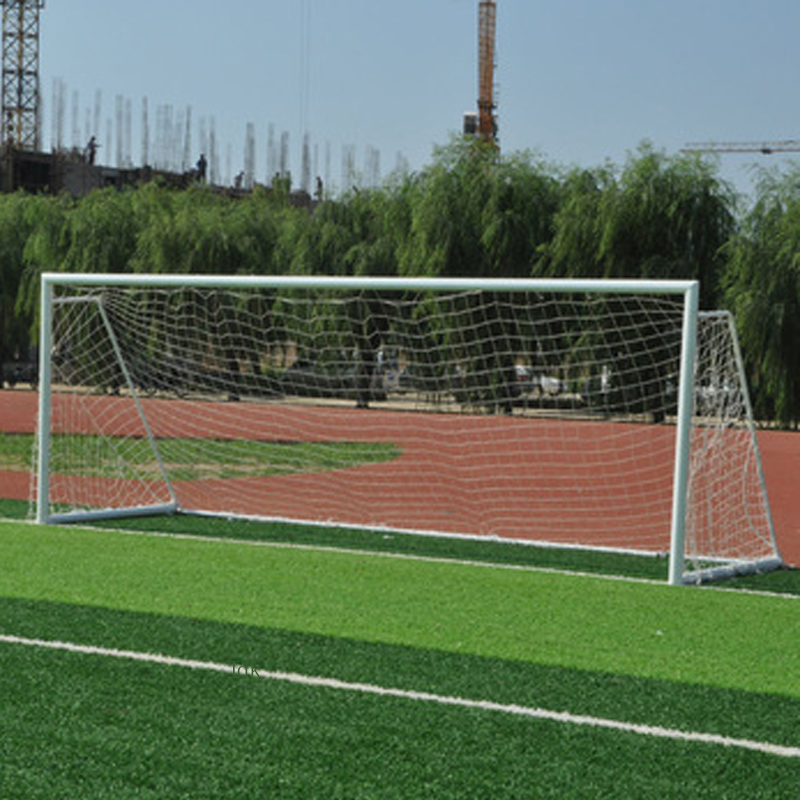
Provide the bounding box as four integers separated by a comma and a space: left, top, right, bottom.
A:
34, 272, 783, 585
668, 279, 698, 586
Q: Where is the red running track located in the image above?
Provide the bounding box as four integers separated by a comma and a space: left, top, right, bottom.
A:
0, 389, 796, 566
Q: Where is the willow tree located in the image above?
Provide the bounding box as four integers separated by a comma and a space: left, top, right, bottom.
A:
540, 144, 736, 303
724, 168, 800, 427
599, 146, 735, 310
13, 194, 74, 357
538, 145, 737, 420
536, 166, 614, 280
0, 193, 44, 373
398, 138, 493, 279
397, 139, 562, 409
59, 187, 142, 274
603, 148, 736, 418
289, 185, 412, 404
399, 139, 560, 276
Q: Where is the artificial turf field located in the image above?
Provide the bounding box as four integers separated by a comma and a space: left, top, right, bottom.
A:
0, 499, 798, 799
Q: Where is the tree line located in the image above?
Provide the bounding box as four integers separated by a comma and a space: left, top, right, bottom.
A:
1, 138, 799, 427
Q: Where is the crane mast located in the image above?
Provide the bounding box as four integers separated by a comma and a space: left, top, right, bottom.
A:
477, 0, 497, 145
1, 0, 44, 150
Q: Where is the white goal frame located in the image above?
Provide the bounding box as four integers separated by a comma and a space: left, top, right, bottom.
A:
35, 273, 782, 585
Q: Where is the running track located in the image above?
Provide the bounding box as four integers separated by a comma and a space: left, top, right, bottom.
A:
0, 389, 796, 566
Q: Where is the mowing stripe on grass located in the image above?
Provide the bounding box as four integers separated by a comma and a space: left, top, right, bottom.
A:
6, 594, 796, 751
2, 525, 799, 698
96, 525, 800, 599
2, 632, 798, 760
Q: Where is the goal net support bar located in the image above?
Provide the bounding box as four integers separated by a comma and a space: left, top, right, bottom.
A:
35, 273, 783, 585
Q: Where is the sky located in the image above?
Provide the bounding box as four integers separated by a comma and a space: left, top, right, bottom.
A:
38, 0, 800, 197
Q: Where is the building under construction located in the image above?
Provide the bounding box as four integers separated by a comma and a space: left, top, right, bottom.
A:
0, 1, 319, 200
1, 0, 488, 198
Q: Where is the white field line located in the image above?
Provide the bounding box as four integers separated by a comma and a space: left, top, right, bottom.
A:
2, 633, 799, 760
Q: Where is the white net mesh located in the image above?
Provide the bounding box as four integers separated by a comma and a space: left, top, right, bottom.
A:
685, 312, 776, 572
36, 282, 778, 577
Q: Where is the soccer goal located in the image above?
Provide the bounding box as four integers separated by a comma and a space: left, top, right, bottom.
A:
34, 273, 783, 585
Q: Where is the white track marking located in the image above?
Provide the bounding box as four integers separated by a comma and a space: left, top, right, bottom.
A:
2, 633, 798, 759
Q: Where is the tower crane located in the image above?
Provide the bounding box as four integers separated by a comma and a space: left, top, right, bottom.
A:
477, 0, 498, 145
682, 140, 800, 155
0, 0, 44, 150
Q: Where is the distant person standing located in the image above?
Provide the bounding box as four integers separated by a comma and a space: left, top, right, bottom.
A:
86, 136, 98, 165
196, 153, 208, 182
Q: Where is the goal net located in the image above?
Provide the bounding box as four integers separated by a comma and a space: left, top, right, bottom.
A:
34, 274, 782, 584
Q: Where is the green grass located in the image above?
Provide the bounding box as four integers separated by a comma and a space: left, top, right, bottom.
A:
0, 499, 27, 519
2, 595, 797, 750
4, 496, 800, 592
101, 509, 675, 579
1, 524, 798, 697
0, 432, 34, 471
1, 519, 799, 798
3, 639, 796, 799
1, 531, 799, 799
2, 629, 797, 800
0, 432, 401, 480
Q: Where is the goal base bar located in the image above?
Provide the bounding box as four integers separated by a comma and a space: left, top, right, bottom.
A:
179, 509, 670, 559
681, 556, 785, 586
40, 502, 180, 526
32, 503, 784, 583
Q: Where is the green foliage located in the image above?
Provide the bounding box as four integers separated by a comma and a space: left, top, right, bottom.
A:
599, 146, 735, 309
0, 193, 44, 361
395, 138, 559, 279
399, 139, 494, 277
481, 150, 561, 277
539, 144, 736, 308
4, 138, 800, 424
130, 185, 286, 276
537, 165, 616, 279
724, 168, 800, 426
62, 187, 140, 273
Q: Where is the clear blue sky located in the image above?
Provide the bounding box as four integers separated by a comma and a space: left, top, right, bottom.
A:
40, 0, 800, 196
